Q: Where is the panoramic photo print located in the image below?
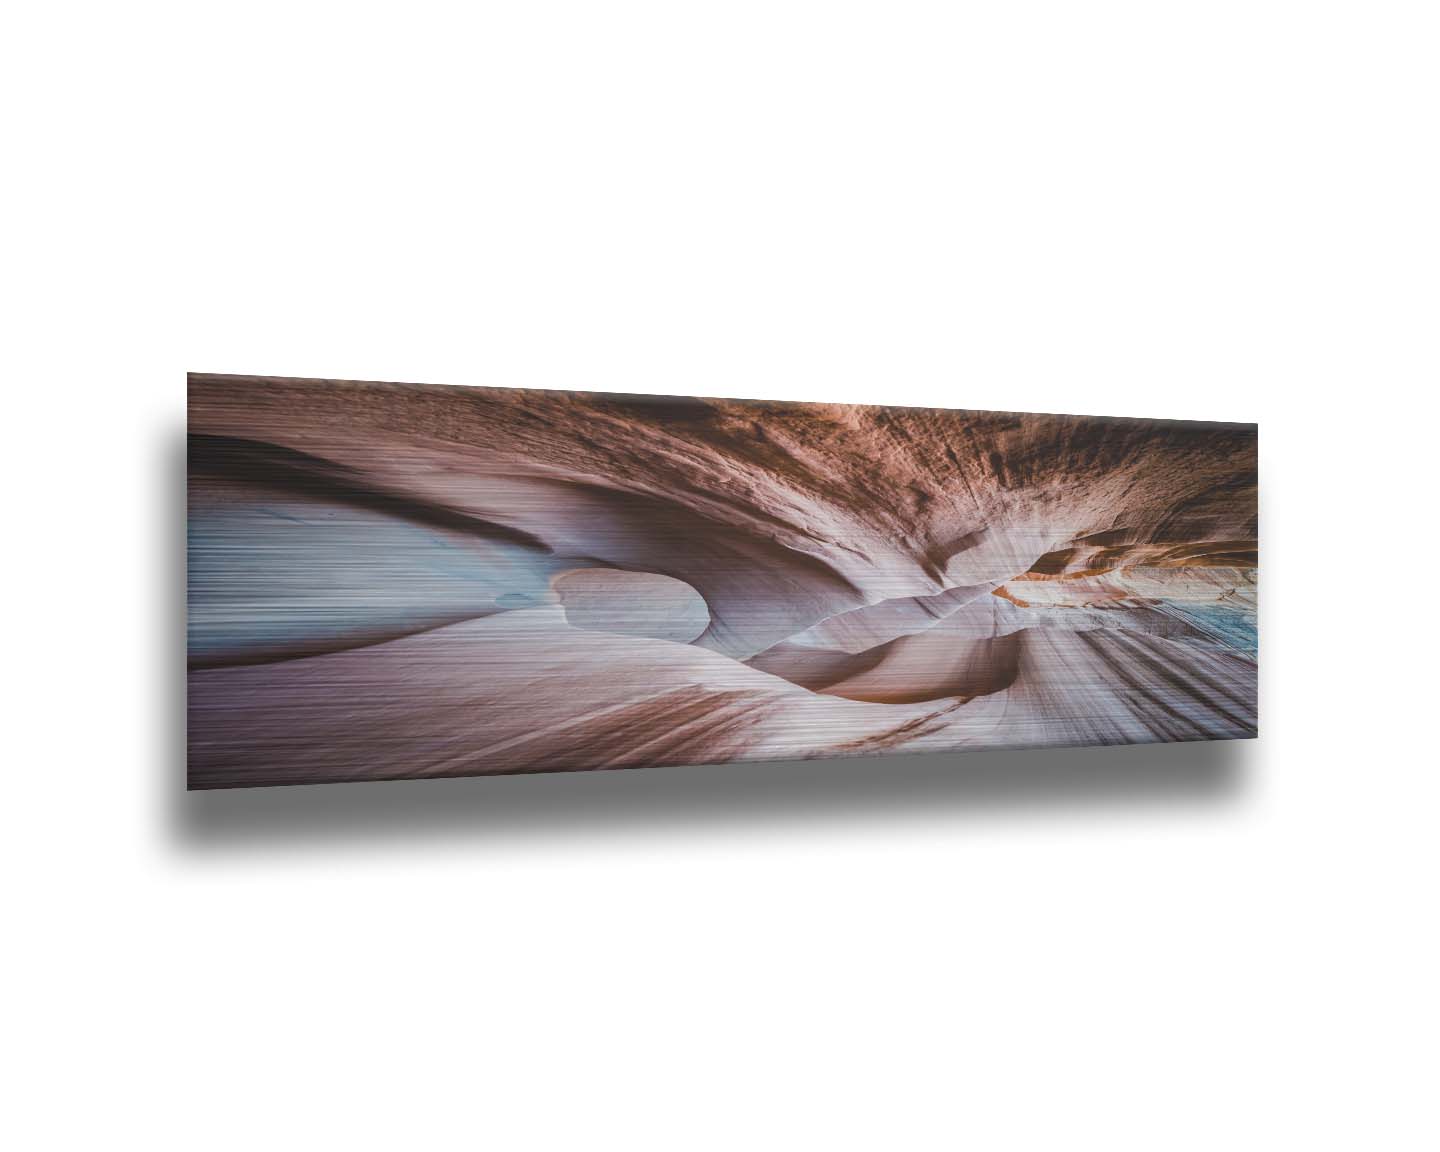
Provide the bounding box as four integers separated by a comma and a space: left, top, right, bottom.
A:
187, 374, 1258, 788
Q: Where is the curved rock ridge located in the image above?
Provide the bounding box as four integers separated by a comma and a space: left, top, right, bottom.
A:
782, 582, 1000, 654
187, 374, 1258, 787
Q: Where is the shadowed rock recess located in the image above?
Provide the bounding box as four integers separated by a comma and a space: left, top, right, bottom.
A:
187, 374, 1258, 788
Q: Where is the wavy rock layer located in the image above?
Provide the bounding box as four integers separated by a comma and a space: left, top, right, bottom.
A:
187, 374, 1258, 788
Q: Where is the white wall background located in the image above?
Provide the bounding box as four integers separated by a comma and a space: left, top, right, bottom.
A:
6, 3, 1437, 1149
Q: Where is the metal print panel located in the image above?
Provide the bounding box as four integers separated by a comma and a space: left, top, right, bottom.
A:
187, 374, 1258, 788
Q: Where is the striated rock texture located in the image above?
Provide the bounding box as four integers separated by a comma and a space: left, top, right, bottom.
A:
187, 374, 1258, 788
